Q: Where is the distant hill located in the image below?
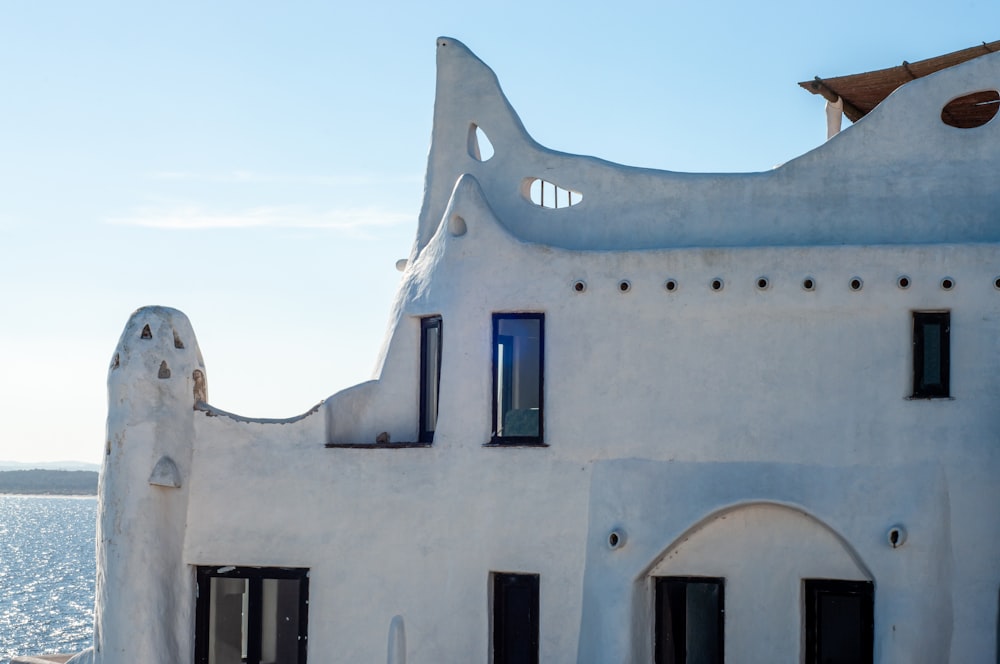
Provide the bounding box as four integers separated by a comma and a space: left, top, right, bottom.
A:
0, 460, 101, 472
0, 469, 99, 495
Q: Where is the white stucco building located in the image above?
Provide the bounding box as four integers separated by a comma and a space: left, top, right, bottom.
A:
48, 38, 1000, 663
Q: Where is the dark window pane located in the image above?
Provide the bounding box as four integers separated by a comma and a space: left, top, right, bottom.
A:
208, 578, 248, 664
655, 577, 723, 664
261, 578, 301, 664
922, 323, 942, 386
912, 312, 950, 398
818, 594, 863, 663
492, 314, 544, 442
420, 317, 442, 442
686, 582, 722, 664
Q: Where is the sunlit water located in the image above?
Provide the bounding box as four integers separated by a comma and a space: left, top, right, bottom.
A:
0, 495, 96, 664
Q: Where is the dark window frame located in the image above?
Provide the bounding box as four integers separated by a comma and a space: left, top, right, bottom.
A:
912, 311, 950, 398
492, 572, 540, 664
195, 565, 310, 664
490, 312, 545, 446
419, 316, 443, 443
654, 576, 725, 664
804, 579, 873, 664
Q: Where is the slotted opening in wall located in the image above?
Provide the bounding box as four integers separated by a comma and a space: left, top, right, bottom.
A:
525, 178, 583, 209
940, 90, 1000, 128
468, 124, 495, 161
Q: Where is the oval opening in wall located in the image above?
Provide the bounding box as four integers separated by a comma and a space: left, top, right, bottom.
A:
756, 276, 769, 291
940, 90, 1000, 128
897, 275, 910, 289
524, 177, 583, 209
664, 279, 678, 293
573, 280, 587, 293
941, 277, 954, 291
618, 280, 631, 293
850, 277, 863, 291
802, 277, 815, 291
710, 278, 724, 292
468, 124, 495, 161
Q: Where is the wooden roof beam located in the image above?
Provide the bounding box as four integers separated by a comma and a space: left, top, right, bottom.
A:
806, 78, 864, 123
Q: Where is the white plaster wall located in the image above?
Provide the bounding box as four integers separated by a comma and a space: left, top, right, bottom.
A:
173, 173, 1000, 662
92, 38, 1000, 663
183, 423, 591, 662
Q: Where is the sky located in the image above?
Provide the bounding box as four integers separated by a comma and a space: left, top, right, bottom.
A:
1, 1, 996, 465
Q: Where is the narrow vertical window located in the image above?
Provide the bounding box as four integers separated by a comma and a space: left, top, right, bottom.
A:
493, 573, 539, 664
195, 566, 309, 664
420, 316, 443, 443
804, 579, 873, 664
912, 311, 950, 398
654, 577, 724, 664
491, 313, 544, 444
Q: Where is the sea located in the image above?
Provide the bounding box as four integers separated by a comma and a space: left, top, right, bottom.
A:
0, 495, 96, 664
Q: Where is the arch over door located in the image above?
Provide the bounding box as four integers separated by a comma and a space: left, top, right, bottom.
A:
647, 503, 871, 663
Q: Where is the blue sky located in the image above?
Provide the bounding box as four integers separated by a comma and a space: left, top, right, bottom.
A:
1, 1, 995, 464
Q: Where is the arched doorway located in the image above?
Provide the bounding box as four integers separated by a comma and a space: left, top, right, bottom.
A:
646, 503, 872, 663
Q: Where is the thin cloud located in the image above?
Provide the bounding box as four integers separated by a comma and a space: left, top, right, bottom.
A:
148, 171, 421, 187
107, 205, 411, 231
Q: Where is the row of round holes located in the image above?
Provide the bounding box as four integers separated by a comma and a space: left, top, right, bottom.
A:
571, 276, 1000, 293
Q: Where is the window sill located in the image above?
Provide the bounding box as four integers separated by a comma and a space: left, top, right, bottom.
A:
905, 395, 955, 401
484, 439, 549, 448
325, 442, 432, 449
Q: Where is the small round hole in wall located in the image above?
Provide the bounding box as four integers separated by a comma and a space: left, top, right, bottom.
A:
449, 215, 467, 237
850, 277, 863, 291
994, 277, 1000, 290
802, 277, 815, 291
756, 276, 769, 291
887, 525, 907, 549
897, 275, 910, 289
941, 277, 954, 291
664, 279, 678, 293
607, 529, 626, 550
618, 280, 631, 293
573, 280, 587, 293
710, 278, 724, 292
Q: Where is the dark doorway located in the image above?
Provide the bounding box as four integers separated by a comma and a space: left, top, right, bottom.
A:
804, 579, 873, 664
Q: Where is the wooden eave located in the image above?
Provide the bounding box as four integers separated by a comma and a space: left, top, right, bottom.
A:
800, 40, 1000, 124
